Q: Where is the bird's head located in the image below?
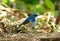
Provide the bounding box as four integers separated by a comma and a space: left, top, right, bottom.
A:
31, 14, 38, 17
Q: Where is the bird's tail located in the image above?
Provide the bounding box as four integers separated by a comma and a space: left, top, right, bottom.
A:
14, 24, 22, 33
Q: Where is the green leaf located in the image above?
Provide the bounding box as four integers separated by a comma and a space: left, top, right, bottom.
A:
16, 2, 26, 9
29, 5, 35, 12
35, 4, 45, 13
45, 0, 55, 11
2, 0, 8, 4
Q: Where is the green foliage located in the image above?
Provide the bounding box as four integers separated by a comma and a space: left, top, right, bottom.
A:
20, 0, 39, 4
29, 5, 35, 12
16, 1, 26, 10
2, 0, 56, 13
2, 0, 13, 7
45, 0, 55, 11
28, 4, 45, 13
35, 4, 45, 13
2, 0, 8, 4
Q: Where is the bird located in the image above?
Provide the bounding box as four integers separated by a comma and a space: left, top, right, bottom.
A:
15, 13, 38, 33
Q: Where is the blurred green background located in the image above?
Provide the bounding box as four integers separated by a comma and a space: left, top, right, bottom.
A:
1, 0, 60, 13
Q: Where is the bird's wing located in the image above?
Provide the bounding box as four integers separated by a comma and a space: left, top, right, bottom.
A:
21, 18, 30, 25
18, 17, 30, 27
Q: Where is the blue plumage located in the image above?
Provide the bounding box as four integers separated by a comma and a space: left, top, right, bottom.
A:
19, 14, 38, 27
15, 14, 38, 33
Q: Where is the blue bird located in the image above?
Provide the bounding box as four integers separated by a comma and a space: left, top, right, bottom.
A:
15, 14, 38, 33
